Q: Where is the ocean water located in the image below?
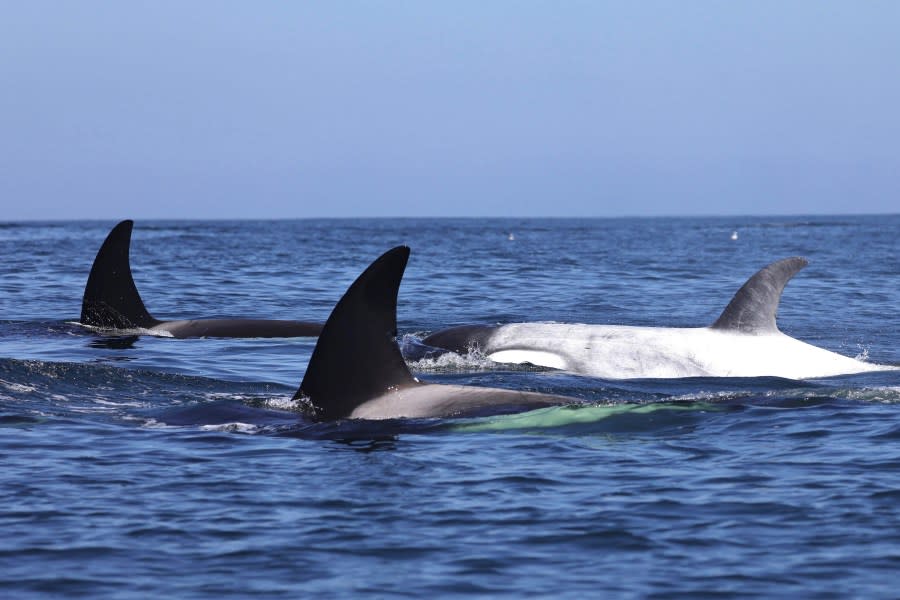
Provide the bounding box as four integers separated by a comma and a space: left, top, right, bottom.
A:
1, 216, 898, 598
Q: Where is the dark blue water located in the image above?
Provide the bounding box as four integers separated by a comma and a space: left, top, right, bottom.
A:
1, 217, 898, 598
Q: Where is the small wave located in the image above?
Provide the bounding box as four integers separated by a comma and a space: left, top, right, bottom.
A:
0, 379, 37, 393
202, 392, 271, 402
408, 348, 497, 373
200, 422, 260, 434
92, 398, 145, 408
832, 386, 900, 404
200, 392, 310, 414
751, 220, 857, 229
0, 413, 46, 427
669, 389, 756, 403
262, 395, 309, 412
408, 348, 556, 374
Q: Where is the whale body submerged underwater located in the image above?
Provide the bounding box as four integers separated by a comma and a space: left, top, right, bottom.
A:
421, 257, 895, 380
80, 220, 323, 338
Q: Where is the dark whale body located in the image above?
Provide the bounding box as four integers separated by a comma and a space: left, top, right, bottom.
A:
80, 220, 323, 339
295, 246, 579, 420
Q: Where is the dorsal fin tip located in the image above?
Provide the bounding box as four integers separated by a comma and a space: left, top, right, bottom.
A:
711, 256, 808, 334
296, 245, 415, 420
80, 220, 158, 329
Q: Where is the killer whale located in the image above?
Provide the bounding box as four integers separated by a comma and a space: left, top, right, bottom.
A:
421, 258, 895, 380
294, 246, 578, 420
80, 220, 323, 338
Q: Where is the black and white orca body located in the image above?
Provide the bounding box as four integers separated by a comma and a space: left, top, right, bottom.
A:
422, 258, 894, 380
294, 246, 575, 420
80, 220, 323, 339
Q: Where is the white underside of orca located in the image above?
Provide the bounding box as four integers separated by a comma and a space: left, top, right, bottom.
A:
78, 319, 322, 339
480, 323, 892, 379
348, 383, 568, 420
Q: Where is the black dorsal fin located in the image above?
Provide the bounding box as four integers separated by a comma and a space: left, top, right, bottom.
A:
295, 246, 416, 420
711, 257, 808, 334
80, 220, 159, 329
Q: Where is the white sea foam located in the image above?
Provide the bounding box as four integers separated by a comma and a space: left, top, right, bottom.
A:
833, 386, 900, 404
409, 346, 554, 374
200, 422, 259, 433
668, 390, 755, 403
93, 398, 144, 408
408, 348, 496, 372
201, 392, 262, 402
0, 379, 37, 393
264, 396, 308, 411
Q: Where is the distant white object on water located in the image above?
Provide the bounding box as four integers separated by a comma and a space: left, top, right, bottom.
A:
731, 231, 739, 240
507, 232, 515, 241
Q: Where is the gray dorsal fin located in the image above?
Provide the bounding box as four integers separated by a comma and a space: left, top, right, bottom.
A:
295, 246, 415, 420
711, 257, 808, 334
80, 220, 159, 329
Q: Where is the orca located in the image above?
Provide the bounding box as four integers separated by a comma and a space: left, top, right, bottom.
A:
421, 258, 895, 380
294, 246, 578, 420
80, 220, 323, 338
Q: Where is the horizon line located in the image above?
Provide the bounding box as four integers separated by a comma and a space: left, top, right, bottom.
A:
4, 212, 899, 223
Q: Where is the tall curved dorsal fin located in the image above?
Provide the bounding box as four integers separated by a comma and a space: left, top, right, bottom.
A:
80, 220, 159, 329
711, 257, 808, 334
295, 246, 416, 420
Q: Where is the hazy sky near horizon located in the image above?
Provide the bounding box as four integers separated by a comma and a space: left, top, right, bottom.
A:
2, 1, 898, 220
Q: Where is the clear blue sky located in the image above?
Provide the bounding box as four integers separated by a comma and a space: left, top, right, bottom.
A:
2, 1, 898, 219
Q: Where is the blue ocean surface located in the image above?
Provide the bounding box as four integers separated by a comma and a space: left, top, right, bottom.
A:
1, 216, 898, 598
